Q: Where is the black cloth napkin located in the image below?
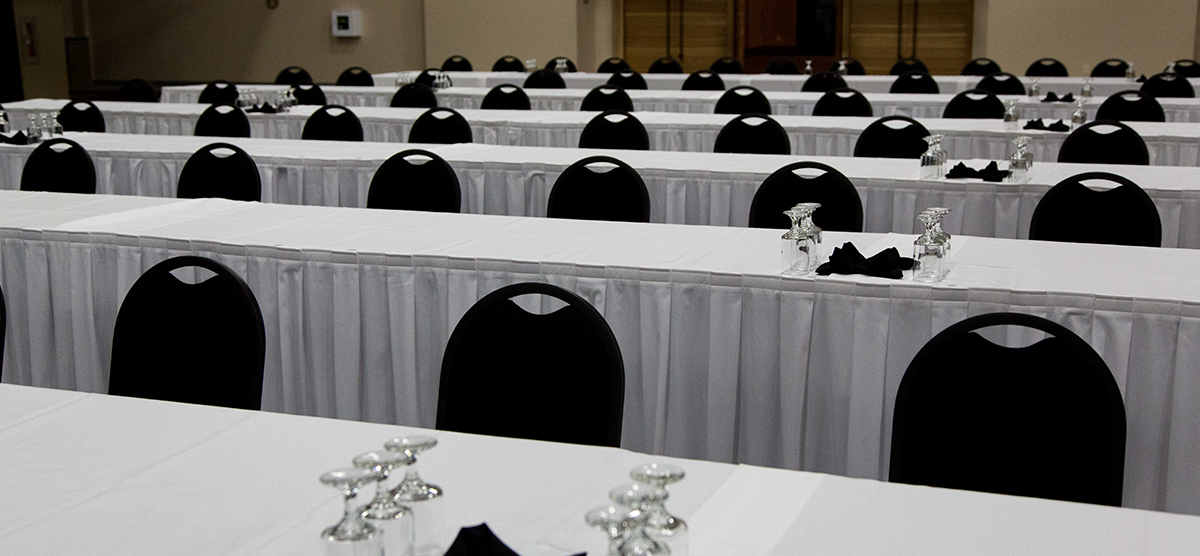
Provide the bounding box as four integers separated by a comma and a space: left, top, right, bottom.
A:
0, 131, 30, 145
1137, 74, 1148, 82
815, 242, 915, 280
945, 161, 1010, 182
1040, 92, 1074, 103
1046, 119, 1070, 132
444, 524, 584, 556
1023, 118, 1046, 130
246, 103, 277, 114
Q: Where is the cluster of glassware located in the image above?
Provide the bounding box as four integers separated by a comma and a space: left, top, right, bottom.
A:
585, 463, 688, 556
235, 88, 295, 112
920, 134, 948, 179
913, 207, 951, 283
554, 58, 570, 73
320, 435, 443, 556
1007, 136, 1033, 184
22, 112, 63, 144
1125, 62, 1137, 81
803, 60, 813, 75
1003, 99, 1021, 129
781, 203, 823, 275
1080, 77, 1094, 98
524, 59, 537, 73
834, 60, 849, 76
0, 110, 9, 134
1028, 78, 1040, 98
1070, 99, 1087, 129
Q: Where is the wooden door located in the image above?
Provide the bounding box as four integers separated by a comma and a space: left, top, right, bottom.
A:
740, 0, 842, 73
623, 0, 736, 74
844, 0, 972, 75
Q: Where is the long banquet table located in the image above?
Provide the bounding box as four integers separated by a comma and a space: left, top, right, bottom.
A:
3, 190, 1200, 516
4, 384, 1197, 555
9, 99, 1200, 166
5, 132, 1200, 248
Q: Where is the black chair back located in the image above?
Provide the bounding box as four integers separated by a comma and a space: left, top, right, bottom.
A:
801, 71, 847, 93
57, 100, 105, 132
198, 81, 239, 105
547, 155, 650, 222
649, 57, 683, 74
579, 110, 650, 151
367, 149, 461, 213
812, 88, 873, 117
336, 66, 375, 86
524, 69, 566, 89
1057, 120, 1149, 166
853, 115, 930, 159
1168, 59, 1200, 77
1029, 172, 1161, 247
492, 55, 525, 72
1026, 58, 1068, 77
1140, 72, 1195, 98
962, 57, 1002, 76
20, 138, 96, 194
710, 56, 744, 74
889, 57, 928, 76
274, 66, 313, 86
889, 71, 940, 94
1092, 59, 1130, 78
437, 282, 624, 447
748, 161, 863, 232
942, 89, 1005, 119
828, 58, 866, 75
194, 104, 251, 138
890, 312, 1126, 506
765, 58, 800, 75
300, 105, 364, 142
682, 70, 725, 91
110, 256, 266, 411
177, 143, 261, 202
1095, 90, 1166, 122
544, 57, 578, 72
390, 83, 439, 108
291, 84, 327, 106
415, 68, 442, 88
598, 57, 631, 73
118, 79, 159, 102
581, 86, 634, 112
480, 85, 531, 110
714, 113, 791, 155
409, 107, 473, 144
441, 55, 473, 72
715, 86, 771, 115
975, 72, 1026, 96
607, 71, 648, 90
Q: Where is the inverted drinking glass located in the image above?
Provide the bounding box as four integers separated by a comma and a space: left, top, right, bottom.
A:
320, 467, 382, 543
384, 435, 442, 502
353, 450, 414, 520
586, 504, 639, 556
610, 483, 682, 556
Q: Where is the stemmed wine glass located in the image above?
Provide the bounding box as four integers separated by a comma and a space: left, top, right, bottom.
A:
383, 435, 442, 501
585, 504, 639, 556
781, 206, 806, 275
630, 464, 687, 554
319, 468, 383, 543
609, 483, 679, 556
353, 450, 414, 520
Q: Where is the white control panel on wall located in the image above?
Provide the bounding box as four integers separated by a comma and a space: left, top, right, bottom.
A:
331, 9, 362, 37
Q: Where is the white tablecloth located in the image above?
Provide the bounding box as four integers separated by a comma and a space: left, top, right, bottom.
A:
4, 191, 1200, 517
5, 133, 1200, 248
3, 384, 1195, 555
9, 99, 1200, 166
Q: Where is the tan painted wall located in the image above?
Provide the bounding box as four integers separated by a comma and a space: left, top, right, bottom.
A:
974, 0, 1200, 76
12, 0, 71, 98
422, 0, 577, 72
87, 0, 426, 84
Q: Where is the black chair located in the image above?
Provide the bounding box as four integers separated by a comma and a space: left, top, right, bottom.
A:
544, 57, 578, 72
713, 114, 791, 155
480, 85, 531, 110
812, 88, 873, 117
109, 256, 266, 411
890, 312, 1125, 506
747, 161, 863, 232
547, 155, 650, 222
390, 83, 439, 108
414, 68, 442, 88
765, 58, 800, 75
710, 56, 744, 74
682, 70, 725, 91
441, 55, 473, 72
962, 58, 1002, 76
853, 116, 930, 159
714, 86, 771, 115
597, 57, 631, 73
274, 66, 313, 86
801, 71, 847, 93
1168, 59, 1200, 77
291, 84, 327, 106
1057, 120, 1150, 166
408, 107, 473, 144
579, 110, 650, 151
198, 81, 239, 105
436, 282, 624, 447
300, 105, 364, 142
177, 143, 262, 202
19, 138, 96, 194
649, 56, 684, 74
524, 69, 566, 89
366, 149, 461, 213
1029, 172, 1161, 247
194, 104, 251, 138
889, 57, 928, 76
118, 78, 159, 102
829, 58, 866, 75
0, 284, 6, 378
492, 55, 525, 72
889, 71, 940, 94
1026, 58, 1069, 77
975, 72, 1026, 96
607, 71, 648, 90
336, 66, 375, 86
1092, 58, 1131, 78
942, 89, 1005, 119
57, 100, 105, 132
1140, 72, 1195, 98
580, 86, 634, 112
1095, 90, 1166, 122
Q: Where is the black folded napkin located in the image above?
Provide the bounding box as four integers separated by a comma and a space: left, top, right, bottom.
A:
816, 242, 915, 280
0, 131, 30, 145
246, 103, 277, 114
945, 162, 979, 179
945, 161, 1009, 182
1046, 119, 1070, 132
1023, 119, 1047, 130
1041, 92, 1060, 102
1137, 74, 1148, 82
444, 524, 584, 556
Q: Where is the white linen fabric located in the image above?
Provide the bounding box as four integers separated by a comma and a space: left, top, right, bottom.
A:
4, 133, 1200, 247
2, 384, 1196, 555
3, 191, 1200, 517
8, 100, 1200, 166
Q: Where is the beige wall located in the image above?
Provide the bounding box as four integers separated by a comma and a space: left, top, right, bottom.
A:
423, 0, 577, 71
12, 0, 71, 98
974, 0, 1199, 76
87, 0, 426, 84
